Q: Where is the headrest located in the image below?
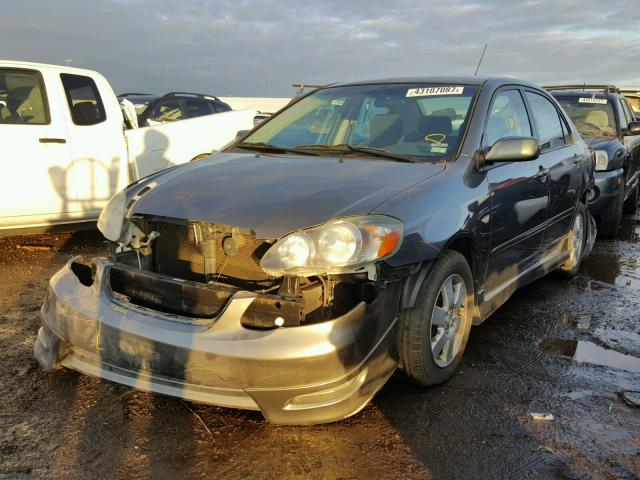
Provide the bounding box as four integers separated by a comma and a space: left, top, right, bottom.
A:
419, 115, 452, 136
584, 110, 609, 128
369, 114, 404, 147
72, 102, 98, 125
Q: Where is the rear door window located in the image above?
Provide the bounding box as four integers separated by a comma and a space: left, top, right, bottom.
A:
485, 89, 532, 146
0, 68, 50, 125
524, 91, 566, 150
60, 73, 107, 126
184, 99, 212, 118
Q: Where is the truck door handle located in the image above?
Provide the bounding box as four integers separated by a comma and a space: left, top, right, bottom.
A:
39, 137, 66, 144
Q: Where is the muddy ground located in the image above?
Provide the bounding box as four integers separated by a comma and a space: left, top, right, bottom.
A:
1, 215, 639, 480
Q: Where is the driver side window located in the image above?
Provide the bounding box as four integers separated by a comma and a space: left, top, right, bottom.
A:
485, 89, 532, 147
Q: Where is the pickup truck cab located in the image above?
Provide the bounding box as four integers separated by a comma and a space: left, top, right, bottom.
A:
0, 61, 255, 233
548, 85, 640, 237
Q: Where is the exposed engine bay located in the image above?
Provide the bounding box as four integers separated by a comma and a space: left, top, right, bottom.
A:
100, 215, 389, 329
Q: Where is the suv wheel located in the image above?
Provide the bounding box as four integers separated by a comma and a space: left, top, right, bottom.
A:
558, 205, 587, 277
623, 184, 638, 214
397, 250, 473, 386
597, 185, 624, 238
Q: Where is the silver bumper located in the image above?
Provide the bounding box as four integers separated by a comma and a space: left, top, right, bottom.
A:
34, 257, 400, 424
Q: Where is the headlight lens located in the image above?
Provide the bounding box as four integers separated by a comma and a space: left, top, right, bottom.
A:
260, 215, 403, 276
594, 150, 609, 171
97, 189, 130, 243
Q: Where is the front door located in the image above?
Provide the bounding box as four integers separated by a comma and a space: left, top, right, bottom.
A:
0, 66, 75, 229
483, 88, 550, 296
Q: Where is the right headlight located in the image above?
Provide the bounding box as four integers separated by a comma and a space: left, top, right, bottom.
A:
260, 215, 403, 277
97, 189, 132, 244
594, 150, 609, 171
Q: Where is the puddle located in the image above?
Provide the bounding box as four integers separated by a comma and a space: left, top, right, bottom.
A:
539, 339, 640, 373
558, 312, 592, 330
582, 253, 640, 288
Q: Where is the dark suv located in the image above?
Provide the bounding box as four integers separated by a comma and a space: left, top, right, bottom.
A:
548, 85, 640, 237
118, 92, 231, 127
37, 77, 595, 424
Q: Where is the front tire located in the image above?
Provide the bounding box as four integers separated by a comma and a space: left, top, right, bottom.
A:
558, 204, 587, 278
397, 250, 474, 386
623, 184, 638, 214
597, 184, 624, 238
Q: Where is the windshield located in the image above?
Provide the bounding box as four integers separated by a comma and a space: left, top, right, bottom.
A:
625, 95, 640, 115
239, 83, 480, 162
554, 94, 617, 137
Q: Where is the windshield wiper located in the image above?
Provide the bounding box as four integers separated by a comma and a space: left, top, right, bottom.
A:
294, 144, 418, 163
235, 142, 319, 156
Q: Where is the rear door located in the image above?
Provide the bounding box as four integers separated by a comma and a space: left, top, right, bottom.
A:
0, 66, 75, 229
523, 89, 582, 246
60, 72, 129, 218
483, 88, 550, 295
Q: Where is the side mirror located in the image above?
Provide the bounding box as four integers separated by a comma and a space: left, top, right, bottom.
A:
236, 129, 250, 141
624, 121, 640, 136
484, 137, 540, 163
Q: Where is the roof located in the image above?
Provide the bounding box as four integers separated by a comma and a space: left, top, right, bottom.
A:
0, 59, 100, 77
329, 76, 532, 88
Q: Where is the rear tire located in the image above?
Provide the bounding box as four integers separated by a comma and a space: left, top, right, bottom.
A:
623, 184, 638, 214
558, 204, 587, 278
396, 250, 474, 386
597, 185, 624, 239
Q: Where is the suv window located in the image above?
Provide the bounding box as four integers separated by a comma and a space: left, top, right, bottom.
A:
184, 99, 212, 117
209, 100, 231, 113
525, 91, 565, 150
485, 89, 532, 146
147, 101, 184, 123
60, 74, 106, 126
0, 69, 49, 125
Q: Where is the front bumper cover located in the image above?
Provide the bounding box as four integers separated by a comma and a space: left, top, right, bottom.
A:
34, 257, 400, 425
588, 168, 623, 216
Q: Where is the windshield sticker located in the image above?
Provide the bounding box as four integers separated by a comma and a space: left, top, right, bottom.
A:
407, 86, 464, 97
578, 97, 608, 104
424, 133, 447, 144
430, 145, 448, 153
331, 98, 346, 106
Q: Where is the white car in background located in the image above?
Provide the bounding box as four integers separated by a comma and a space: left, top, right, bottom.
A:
0, 60, 256, 233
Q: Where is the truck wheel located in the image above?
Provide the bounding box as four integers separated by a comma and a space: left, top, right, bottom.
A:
397, 250, 474, 386
558, 205, 587, 278
623, 184, 638, 214
597, 185, 624, 239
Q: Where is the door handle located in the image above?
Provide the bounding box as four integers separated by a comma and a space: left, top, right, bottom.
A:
39, 138, 66, 144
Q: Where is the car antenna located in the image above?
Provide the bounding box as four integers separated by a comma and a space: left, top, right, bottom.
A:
474, 44, 488, 76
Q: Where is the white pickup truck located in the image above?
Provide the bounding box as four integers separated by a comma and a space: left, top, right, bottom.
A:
0, 60, 255, 232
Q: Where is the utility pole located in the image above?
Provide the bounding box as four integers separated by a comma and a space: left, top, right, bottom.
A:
65, 59, 72, 67
267, 71, 272, 97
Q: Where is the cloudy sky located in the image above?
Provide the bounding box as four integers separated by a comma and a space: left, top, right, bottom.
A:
2, 0, 639, 97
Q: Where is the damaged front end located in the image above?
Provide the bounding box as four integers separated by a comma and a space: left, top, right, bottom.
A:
34, 211, 406, 424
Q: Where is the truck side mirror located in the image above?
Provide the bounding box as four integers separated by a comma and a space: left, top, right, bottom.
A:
625, 121, 640, 136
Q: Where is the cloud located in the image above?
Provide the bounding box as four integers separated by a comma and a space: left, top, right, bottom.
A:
1, 0, 639, 96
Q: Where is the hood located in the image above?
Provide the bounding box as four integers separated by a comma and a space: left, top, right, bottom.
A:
583, 135, 617, 147
129, 152, 444, 238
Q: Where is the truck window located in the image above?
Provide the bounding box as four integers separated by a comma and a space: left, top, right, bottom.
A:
0, 68, 50, 125
60, 73, 107, 126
